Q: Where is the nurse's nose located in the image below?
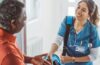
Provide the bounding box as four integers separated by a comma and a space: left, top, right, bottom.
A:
77, 9, 82, 16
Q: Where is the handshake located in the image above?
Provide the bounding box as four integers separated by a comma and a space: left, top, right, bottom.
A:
30, 53, 51, 65
30, 53, 61, 65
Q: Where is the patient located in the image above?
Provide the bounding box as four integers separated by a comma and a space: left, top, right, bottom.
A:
0, 0, 51, 65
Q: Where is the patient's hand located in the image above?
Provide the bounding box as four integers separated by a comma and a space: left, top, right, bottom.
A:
31, 53, 51, 65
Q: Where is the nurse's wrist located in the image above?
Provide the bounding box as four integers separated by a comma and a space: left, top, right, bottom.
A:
72, 57, 76, 62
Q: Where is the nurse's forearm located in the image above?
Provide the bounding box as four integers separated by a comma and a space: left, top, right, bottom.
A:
74, 56, 90, 62
61, 56, 75, 63
49, 43, 58, 55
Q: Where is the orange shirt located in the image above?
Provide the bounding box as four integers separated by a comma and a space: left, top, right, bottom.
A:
0, 29, 25, 65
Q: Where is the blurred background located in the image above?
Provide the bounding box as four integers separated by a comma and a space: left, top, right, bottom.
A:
1, 0, 100, 65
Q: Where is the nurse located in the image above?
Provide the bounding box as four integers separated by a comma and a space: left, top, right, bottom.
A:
48, 0, 100, 65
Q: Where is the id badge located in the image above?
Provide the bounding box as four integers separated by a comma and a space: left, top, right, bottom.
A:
75, 46, 85, 53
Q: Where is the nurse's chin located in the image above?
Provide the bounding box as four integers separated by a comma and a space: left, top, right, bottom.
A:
76, 17, 83, 21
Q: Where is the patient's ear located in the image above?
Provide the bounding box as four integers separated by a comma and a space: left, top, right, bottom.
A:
11, 20, 16, 29
10, 19, 25, 34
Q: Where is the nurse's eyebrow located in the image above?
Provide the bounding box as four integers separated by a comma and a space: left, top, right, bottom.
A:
82, 8, 86, 11
78, 4, 87, 11
78, 4, 80, 7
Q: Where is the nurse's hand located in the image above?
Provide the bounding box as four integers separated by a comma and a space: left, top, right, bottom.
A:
60, 55, 75, 63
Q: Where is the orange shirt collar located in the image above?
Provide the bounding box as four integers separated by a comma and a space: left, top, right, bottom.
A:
0, 28, 16, 44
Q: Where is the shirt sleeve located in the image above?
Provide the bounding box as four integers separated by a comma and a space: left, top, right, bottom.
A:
88, 25, 100, 61
54, 17, 67, 47
90, 25, 100, 48
58, 17, 67, 37
24, 56, 33, 63
88, 47, 100, 61
2, 53, 24, 65
54, 35, 64, 47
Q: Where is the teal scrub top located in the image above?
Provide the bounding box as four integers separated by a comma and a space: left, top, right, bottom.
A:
58, 16, 100, 65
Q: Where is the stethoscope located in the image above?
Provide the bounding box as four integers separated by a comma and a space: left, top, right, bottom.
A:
68, 34, 85, 53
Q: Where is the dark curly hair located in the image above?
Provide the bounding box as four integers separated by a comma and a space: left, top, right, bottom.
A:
0, 0, 25, 34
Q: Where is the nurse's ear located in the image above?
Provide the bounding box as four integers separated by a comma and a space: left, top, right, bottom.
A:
88, 17, 90, 20
87, 14, 91, 21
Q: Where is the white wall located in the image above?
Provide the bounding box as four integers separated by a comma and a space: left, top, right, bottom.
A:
39, 0, 64, 52
25, 0, 66, 55
25, 0, 62, 55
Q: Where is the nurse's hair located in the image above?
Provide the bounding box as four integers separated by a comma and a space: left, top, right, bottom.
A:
0, 0, 24, 34
79, 0, 99, 26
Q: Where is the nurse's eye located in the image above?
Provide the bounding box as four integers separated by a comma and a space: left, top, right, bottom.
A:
77, 6, 80, 9
82, 8, 86, 12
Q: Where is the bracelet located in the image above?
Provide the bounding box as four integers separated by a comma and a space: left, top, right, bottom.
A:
72, 57, 76, 62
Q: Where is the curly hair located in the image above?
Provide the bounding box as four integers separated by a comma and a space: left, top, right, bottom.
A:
0, 0, 24, 34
